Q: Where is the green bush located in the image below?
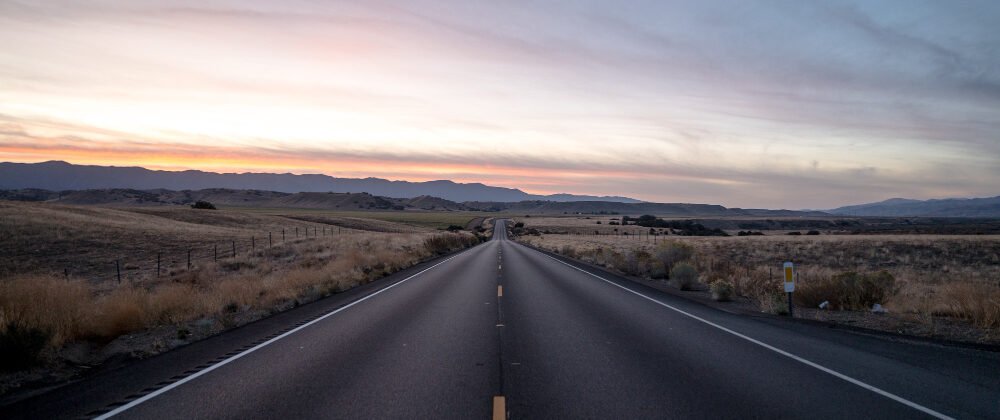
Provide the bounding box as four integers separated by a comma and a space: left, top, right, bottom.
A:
0, 322, 50, 372
669, 263, 698, 290
710, 280, 734, 302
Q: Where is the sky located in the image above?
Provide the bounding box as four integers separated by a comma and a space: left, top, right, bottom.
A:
1, 0, 998, 209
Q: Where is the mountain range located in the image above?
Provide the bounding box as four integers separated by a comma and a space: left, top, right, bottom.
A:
0, 161, 641, 203
829, 196, 1000, 217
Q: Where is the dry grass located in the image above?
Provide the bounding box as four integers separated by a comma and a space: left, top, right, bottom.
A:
516, 228, 1000, 331
0, 201, 482, 372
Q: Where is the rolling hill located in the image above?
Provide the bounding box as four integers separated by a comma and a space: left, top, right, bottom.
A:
0, 161, 640, 203
829, 196, 1000, 217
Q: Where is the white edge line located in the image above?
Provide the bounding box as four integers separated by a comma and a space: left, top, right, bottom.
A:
95, 247, 476, 419
536, 249, 954, 420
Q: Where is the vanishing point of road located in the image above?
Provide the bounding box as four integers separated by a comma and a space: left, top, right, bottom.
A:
3, 221, 998, 419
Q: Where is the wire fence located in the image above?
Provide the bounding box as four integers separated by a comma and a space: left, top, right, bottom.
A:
44, 224, 413, 287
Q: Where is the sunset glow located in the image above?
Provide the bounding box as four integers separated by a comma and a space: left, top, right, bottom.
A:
2, 1, 998, 207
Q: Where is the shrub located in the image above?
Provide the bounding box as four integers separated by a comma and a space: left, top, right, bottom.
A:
423, 233, 478, 255
656, 241, 694, 277
559, 245, 577, 258
649, 261, 667, 279
766, 292, 790, 315
795, 270, 896, 310
622, 249, 651, 276
710, 280, 734, 302
669, 263, 698, 290
514, 222, 525, 228
190, 200, 217, 210
0, 323, 51, 371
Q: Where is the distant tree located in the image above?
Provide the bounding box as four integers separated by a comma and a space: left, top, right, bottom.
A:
191, 200, 216, 210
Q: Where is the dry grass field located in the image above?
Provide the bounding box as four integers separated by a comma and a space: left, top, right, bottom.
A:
513, 216, 1000, 341
0, 201, 485, 387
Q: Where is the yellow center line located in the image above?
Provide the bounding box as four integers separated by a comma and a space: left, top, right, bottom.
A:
493, 396, 506, 420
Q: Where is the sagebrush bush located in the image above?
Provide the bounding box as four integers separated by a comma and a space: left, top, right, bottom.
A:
669, 263, 698, 290
656, 241, 693, 277
710, 280, 734, 302
649, 261, 667, 279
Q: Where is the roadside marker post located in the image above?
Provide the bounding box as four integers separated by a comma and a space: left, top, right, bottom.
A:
783, 262, 795, 317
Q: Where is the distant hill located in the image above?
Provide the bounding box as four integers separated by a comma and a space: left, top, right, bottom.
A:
0, 161, 641, 203
463, 200, 829, 217
0, 188, 829, 217
829, 196, 1000, 217
0, 188, 470, 211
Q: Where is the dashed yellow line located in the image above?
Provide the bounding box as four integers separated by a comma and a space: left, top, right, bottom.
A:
493, 396, 506, 420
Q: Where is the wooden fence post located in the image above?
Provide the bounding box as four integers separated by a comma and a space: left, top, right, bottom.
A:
116, 260, 121, 284
232, 241, 236, 258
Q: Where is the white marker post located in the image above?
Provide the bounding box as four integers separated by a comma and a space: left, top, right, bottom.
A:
783, 262, 795, 317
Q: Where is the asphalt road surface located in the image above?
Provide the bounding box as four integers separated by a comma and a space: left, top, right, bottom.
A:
3, 220, 999, 419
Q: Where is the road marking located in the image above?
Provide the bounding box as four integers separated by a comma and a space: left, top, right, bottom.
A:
94, 247, 477, 420
497, 285, 503, 297
493, 396, 506, 420
539, 252, 954, 420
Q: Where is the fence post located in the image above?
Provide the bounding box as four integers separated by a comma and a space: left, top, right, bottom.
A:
214, 244, 218, 262
157, 252, 161, 277
64, 268, 69, 281
314, 227, 317, 237
116, 260, 121, 284
232, 241, 236, 258
269, 232, 272, 248
187, 249, 191, 270
295, 227, 298, 237
252, 236, 255, 252
282, 229, 286, 242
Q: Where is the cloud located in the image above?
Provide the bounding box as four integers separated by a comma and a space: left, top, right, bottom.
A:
0, 1, 998, 208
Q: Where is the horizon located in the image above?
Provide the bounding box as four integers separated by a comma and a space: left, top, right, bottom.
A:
6, 159, 998, 210
2, 1, 999, 208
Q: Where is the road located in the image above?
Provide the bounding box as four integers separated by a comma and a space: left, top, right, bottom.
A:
3, 220, 999, 419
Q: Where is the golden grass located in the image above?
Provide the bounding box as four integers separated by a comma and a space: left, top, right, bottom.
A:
518, 231, 1000, 329
0, 202, 482, 368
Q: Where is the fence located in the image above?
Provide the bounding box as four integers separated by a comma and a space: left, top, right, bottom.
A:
49, 224, 403, 286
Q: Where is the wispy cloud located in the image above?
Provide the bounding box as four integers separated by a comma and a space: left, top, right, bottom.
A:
0, 0, 998, 208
